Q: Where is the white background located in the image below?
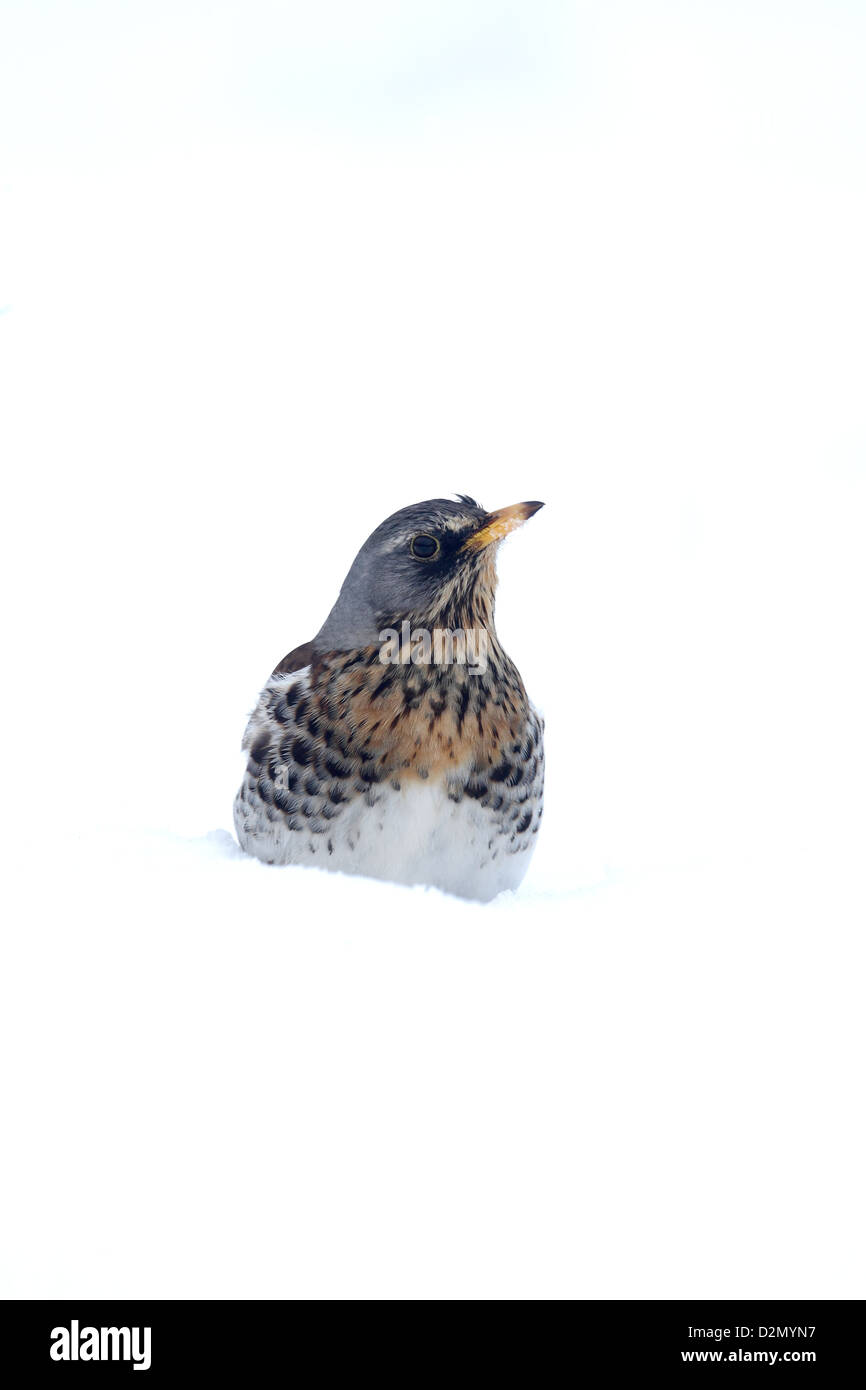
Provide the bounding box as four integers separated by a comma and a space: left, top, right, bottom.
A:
1, 1, 864, 1298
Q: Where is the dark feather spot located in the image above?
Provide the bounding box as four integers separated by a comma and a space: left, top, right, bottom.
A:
292, 736, 313, 766
325, 752, 352, 779
249, 732, 270, 766
371, 672, 394, 701
340, 652, 366, 672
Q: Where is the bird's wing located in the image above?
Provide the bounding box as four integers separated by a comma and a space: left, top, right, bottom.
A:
271, 640, 315, 678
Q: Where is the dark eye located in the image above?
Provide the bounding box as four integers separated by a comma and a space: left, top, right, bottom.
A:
410, 534, 440, 559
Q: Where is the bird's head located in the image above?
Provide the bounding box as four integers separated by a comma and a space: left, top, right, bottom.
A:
315, 496, 544, 651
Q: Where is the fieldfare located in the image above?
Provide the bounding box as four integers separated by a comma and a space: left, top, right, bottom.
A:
234, 496, 544, 901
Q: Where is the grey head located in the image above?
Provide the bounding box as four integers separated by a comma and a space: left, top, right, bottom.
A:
314, 495, 544, 652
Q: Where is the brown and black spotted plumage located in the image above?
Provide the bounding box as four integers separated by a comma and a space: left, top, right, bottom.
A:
234, 497, 544, 901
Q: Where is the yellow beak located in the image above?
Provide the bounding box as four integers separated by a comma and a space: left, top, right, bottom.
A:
463, 500, 545, 551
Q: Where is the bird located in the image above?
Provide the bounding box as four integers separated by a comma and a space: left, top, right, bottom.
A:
233, 495, 545, 901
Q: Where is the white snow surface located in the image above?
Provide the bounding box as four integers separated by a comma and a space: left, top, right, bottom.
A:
5, 829, 864, 1299
1, 1, 865, 1299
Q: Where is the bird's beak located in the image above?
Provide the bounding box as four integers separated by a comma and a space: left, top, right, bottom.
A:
463, 500, 545, 551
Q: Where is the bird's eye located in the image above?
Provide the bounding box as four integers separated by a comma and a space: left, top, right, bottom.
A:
410, 534, 440, 559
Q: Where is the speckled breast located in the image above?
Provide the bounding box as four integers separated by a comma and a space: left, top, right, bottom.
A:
234, 644, 544, 901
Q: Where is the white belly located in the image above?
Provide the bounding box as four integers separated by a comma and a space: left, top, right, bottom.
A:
234, 776, 537, 902
234, 663, 544, 902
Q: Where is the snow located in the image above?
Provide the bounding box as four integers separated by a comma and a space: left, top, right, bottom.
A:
1, 2, 865, 1299
4, 830, 863, 1298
